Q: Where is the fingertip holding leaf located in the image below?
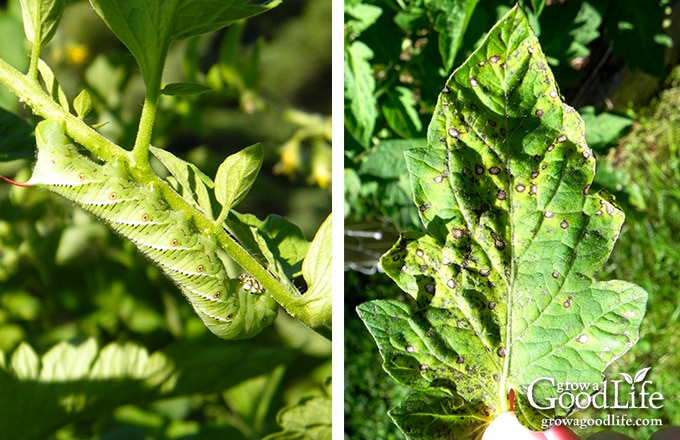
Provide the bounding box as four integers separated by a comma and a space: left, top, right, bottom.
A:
483, 412, 581, 440
359, 4, 648, 438
482, 412, 546, 440
545, 425, 582, 440
587, 433, 634, 440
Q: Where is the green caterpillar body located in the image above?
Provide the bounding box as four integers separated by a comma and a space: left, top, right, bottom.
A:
26, 120, 277, 339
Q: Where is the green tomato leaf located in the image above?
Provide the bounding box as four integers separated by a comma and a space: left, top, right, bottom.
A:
9, 342, 39, 380
263, 395, 332, 440
226, 212, 308, 283
427, 0, 479, 71
298, 214, 332, 331
150, 146, 216, 219
580, 106, 633, 151
382, 86, 423, 139
390, 391, 489, 440
215, 143, 263, 223
344, 2, 382, 37
344, 40, 377, 147
37, 58, 69, 111
169, 0, 282, 41
360, 138, 423, 180
358, 5, 648, 437
223, 366, 285, 429
73, 89, 93, 119
19, 0, 64, 45
161, 82, 212, 96
259, 214, 309, 280
530, 0, 546, 16
89, 0, 279, 92
1, 338, 295, 439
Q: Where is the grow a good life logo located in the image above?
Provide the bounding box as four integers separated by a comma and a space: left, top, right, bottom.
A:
527, 367, 664, 411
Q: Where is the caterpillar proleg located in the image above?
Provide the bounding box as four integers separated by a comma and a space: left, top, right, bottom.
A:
14, 120, 278, 339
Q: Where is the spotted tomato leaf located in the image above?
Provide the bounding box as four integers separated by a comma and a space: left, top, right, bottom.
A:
357, 5, 648, 439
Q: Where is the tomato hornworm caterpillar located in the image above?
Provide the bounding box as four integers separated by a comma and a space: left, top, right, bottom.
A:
8, 120, 278, 339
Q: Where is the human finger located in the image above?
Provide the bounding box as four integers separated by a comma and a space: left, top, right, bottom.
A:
482, 411, 548, 440
587, 432, 633, 440
650, 426, 680, 440
544, 424, 581, 440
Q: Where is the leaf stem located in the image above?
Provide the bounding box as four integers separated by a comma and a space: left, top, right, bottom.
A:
27, 41, 41, 81
132, 94, 158, 169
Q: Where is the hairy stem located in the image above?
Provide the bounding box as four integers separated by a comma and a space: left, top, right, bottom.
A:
132, 94, 158, 169
0, 57, 126, 161
27, 41, 41, 81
